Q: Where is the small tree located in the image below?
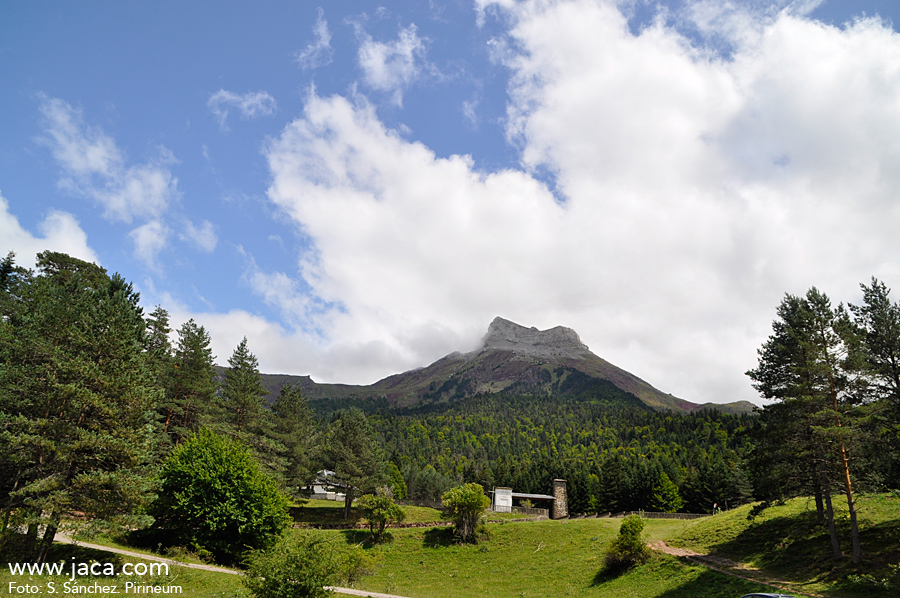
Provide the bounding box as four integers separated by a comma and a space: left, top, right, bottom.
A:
221, 337, 268, 434
150, 429, 290, 562
357, 492, 405, 542
604, 514, 651, 571
441, 482, 490, 542
323, 409, 388, 519
650, 472, 684, 513
270, 384, 317, 495
388, 462, 408, 500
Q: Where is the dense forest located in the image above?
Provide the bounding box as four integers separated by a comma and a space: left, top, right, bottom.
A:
2, 251, 899, 566
370, 391, 755, 515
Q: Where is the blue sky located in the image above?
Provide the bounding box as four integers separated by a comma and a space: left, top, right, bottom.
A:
3, 0, 900, 405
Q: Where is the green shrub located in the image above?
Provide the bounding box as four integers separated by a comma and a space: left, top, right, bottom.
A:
243, 531, 370, 598
604, 514, 651, 571
357, 492, 405, 542
150, 428, 291, 562
441, 483, 490, 542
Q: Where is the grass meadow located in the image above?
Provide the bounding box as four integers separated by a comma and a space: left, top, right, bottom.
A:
4, 493, 898, 598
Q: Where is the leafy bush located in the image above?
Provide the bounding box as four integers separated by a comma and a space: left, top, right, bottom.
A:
243, 531, 370, 598
357, 492, 405, 542
441, 482, 490, 542
150, 429, 291, 562
604, 515, 651, 571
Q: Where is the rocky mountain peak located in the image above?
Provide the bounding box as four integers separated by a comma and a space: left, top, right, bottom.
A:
480, 316, 590, 358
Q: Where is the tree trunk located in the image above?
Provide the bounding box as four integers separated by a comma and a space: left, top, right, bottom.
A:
24, 519, 40, 561
838, 442, 861, 563
817, 454, 843, 561
1, 468, 22, 533
343, 489, 355, 520
821, 318, 861, 563
35, 512, 60, 565
811, 460, 825, 525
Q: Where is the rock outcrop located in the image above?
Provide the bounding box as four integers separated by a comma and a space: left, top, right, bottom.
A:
480, 316, 590, 358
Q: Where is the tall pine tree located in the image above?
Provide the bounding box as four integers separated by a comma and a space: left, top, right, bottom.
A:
0, 252, 161, 562
162, 319, 217, 443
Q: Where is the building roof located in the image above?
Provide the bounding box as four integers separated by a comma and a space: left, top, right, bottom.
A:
511, 492, 555, 500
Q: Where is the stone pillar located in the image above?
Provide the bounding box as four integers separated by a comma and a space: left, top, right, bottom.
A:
552, 479, 568, 519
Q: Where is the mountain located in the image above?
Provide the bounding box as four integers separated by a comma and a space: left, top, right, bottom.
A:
257, 317, 756, 414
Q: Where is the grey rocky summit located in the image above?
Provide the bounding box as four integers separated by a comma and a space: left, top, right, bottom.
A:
479, 316, 591, 359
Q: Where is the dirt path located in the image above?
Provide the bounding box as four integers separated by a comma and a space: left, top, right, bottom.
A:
54, 534, 412, 598
649, 541, 819, 597
55, 533, 241, 575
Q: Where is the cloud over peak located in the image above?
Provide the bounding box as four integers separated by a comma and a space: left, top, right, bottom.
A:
261, 1, 900, 400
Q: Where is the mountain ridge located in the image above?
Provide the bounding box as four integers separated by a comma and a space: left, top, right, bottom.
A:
254, 317, 756, 415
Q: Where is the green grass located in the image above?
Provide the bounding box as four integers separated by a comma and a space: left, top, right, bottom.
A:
291, 498, 447, 525
8, 493, 895, 598
290, 499, 538, 527
0, 542, 247, 598
669, 493, 900, 597
331, 517, 772, 598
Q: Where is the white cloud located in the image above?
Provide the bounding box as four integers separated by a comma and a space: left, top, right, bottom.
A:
38, 96, 177, 223
295, 7, 334, 70
261, 1, 900, 405
181, 219, 217, 252
207, 90, 277, 131
0, 191, 98, 267
357, 24, 427, 105
129, 220, 169, 269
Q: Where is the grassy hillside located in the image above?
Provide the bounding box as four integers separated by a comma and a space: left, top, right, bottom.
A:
668, 493, 900, 597
338, 493, 899, 597
6, 494, 896, 598
343, 517, 773, 598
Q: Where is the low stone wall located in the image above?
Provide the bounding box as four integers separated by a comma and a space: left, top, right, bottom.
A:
511, 506, 549, 518
604, 510, 710, 520
396, 499, 445, 510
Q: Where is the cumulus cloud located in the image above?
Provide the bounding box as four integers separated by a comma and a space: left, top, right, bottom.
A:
208, 90, 277, 131
38, 96, 178, 223
357, 23, 427, 105
181, 219, 217, 253
295, 7, 334, 70
129, 220, 169, 270
260, 0, 900, 404
0, 192, 98, 267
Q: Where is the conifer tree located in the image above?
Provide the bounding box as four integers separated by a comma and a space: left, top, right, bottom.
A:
851, 279, 900, 488
748, 288, 865, 563
271, 384, 317, 494
222, 337, 267, 434
323, 408, 388, 519
162, 319, 217, 442
0, 251, 160, 562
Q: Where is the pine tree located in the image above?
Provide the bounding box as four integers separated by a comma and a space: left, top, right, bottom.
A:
0, 252, 161, 562
162, 319, 218, 442
270, 384, 317, 494
748, 288, 865, 563
222, 337, 267, 434
851, 279, 900, 488
323, 409, 388, 519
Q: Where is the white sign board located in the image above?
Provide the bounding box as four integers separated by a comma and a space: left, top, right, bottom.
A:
494, 487, 513, 511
